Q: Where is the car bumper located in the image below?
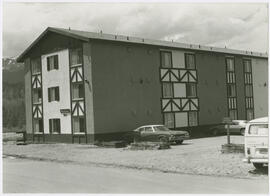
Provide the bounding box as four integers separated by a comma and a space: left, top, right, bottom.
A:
243, 158, 268, 164
169, 136, 190, 142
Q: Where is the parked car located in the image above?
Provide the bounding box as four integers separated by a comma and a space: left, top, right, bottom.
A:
125, 125, 190, 144
243, 117, 268, 169
210, 120, 248, 136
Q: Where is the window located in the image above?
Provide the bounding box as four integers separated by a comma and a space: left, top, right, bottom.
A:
226, 58, 234, 72
229, 110, 237, 120
227, 84, 236, 97
161, 51, 172, 68
188, 112, 198, 126
33, 88, 42, 103
72, 83, 84, 99
48, 87, 59, 102
49, 119, 61, 133
47, 55, 59, 71
249, 124, 268, 135
162, 83, 173, 98
144, 127, 154, 132
33, 119, 43, 133
164, 113, 174, 128
72, 117, 85, 133
185, 54, 195, 69
245, 85, 253, 97
244, 60, 252, 73
246, 109, 254, 121
70, 48, 83, 66
186, 83, 197, 97
31, 58, 41, 74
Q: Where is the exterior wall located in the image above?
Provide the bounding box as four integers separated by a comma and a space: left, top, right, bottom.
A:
91, 40, 162, 134
24, 58, 33, 134
83, 42, 95, 136
196, 52, 227, 125
252, 58, 268, 118
235, 56, 246, 120
160, 49, 199, 128
42, 49, 71, 134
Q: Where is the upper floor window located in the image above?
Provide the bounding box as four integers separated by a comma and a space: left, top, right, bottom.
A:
227, 84, 236, 97
48, 87, 59, 102
186, 83, 197, 97
49, 118, 61, 133
33, 88, 42, 103
47, 55, 59, 71
245, 85, 253, 97
31, 58, 41, 74
70, 48, 83, 66
161, 51, 172, 68
243, 60, 252, 73
162, 83, 173, 98
72, 83, 84, 99
185, 54, 195, 69
226, 58, 234, 72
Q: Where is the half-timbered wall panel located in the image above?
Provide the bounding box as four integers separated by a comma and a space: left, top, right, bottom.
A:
160, 50, 199, 128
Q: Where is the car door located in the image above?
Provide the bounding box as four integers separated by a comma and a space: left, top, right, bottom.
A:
230, 121, 240, 133
141, 127, 154, 141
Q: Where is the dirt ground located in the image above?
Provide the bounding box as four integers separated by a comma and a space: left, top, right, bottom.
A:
2, 135, 268, 179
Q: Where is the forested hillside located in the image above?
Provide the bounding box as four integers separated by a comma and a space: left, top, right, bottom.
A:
2, 58, 25, 132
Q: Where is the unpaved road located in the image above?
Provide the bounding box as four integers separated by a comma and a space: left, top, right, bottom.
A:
3, 158, 268, 194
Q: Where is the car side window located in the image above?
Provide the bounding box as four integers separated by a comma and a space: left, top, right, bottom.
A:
144, 127, 153, 132
138, 128, 145, 132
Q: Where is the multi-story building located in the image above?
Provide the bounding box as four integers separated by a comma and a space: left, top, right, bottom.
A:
17, 27, 268, 143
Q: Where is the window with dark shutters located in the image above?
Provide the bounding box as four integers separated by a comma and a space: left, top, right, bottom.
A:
49, 118, 61, 133
48, 87, 60, 102
55, 87, 60, 101
47, 55, 59, 71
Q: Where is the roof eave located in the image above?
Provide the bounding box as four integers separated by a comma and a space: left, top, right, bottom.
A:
16, 27, 89, 62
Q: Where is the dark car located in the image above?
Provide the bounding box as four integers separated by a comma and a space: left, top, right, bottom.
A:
210, 120, 247, 136
126, 125, 190, 144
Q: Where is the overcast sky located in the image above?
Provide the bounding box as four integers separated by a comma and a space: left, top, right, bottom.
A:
2, 2, 268, 58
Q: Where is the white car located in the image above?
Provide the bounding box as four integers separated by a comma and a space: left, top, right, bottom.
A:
243, 117, 268, 169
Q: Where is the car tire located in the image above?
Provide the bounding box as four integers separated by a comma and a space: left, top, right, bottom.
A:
175, 140, 183, 145
240, 128, 245, 136
253, 163, 264, 169
159, 136, 169, 143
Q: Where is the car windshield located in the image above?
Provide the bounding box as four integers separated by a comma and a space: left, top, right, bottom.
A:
248, 124, 268, 135
154, 126, 170, 132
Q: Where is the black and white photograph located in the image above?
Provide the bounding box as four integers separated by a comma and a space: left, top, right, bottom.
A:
2, 1, 269, 194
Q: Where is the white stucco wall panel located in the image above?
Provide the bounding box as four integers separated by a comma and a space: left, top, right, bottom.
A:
42, 49, 71, 134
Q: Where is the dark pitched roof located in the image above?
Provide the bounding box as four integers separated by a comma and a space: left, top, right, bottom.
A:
17, 27, 268, 62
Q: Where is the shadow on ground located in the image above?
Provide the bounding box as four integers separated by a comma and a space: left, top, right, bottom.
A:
248, 167, 268, 175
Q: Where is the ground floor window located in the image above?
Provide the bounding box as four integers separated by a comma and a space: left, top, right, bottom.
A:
229, 109, 237, 120
49, 118, 61, 133
188, 111, 198, 126
33, 118, 43, 133
164, 113, 174, 128
246, 109, 254, 121
72, 117, 85, 133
